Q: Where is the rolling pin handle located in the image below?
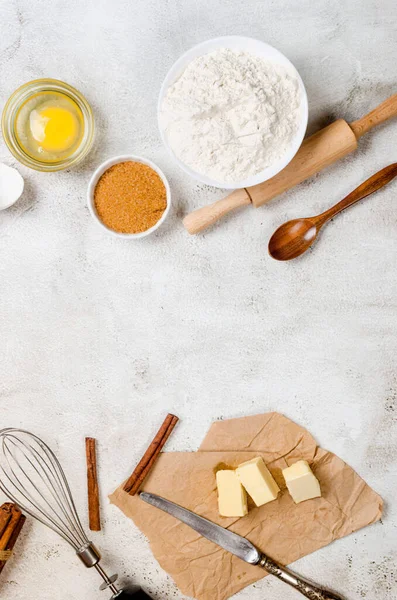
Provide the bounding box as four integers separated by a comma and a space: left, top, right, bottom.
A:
183, 188, 252, 234
349, 93, 397, 139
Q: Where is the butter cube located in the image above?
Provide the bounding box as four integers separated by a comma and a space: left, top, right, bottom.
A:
282, 460, 321, 504
236, 457, 280, 507
216, 470, 248, 517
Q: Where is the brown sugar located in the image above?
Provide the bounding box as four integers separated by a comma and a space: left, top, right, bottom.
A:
94, 161, 167, 234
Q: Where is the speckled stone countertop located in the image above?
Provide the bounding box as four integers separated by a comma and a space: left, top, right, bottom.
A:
0, 0, 396, 599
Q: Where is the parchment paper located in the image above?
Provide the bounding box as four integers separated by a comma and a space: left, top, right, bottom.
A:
110, 413, 383, 600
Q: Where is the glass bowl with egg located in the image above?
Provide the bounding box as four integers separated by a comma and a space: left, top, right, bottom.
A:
2, 79, 94, 172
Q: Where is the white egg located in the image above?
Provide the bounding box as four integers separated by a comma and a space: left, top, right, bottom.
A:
0, 163, 25, 210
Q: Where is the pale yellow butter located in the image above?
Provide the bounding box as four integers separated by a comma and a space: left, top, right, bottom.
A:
236, 457, 280, 507
216, 470, 248, 517
282, 460, 321, 504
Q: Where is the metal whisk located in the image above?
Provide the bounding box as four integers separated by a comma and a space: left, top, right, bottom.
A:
0, 428, 148, 599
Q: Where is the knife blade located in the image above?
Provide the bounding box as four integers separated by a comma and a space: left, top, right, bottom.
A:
139, 492, 344, 600
139, 491, 260, 565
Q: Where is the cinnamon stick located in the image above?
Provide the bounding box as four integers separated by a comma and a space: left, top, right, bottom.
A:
0, 503, 26, 576
85, 437, 101, 531
0, 503, 13, 538
124, 413, 179, 495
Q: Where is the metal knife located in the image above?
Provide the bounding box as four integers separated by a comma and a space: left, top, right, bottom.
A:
140, 492, 344, 600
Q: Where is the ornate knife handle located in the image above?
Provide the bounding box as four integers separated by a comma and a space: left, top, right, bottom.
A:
259, 555, 344, 600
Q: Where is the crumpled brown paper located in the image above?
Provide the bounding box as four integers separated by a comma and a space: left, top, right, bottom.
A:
110, 413, 383, 600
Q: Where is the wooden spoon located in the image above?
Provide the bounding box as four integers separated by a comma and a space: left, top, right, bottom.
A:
268, 163, 397, 261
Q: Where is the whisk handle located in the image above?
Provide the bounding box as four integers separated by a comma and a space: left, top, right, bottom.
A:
113, 590, 153, 599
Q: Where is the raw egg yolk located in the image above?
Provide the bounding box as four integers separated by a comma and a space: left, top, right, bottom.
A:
30, 106, 78, 152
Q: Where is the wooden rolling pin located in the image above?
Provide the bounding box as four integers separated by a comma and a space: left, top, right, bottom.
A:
183, 94, 397, 234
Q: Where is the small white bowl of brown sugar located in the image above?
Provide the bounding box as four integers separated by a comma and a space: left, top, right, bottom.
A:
87, 155, 171, 238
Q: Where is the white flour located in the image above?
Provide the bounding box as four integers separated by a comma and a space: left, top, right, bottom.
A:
160, 48, 302, 184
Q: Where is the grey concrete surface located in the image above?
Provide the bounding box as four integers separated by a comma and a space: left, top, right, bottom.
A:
0, 0, 396, 598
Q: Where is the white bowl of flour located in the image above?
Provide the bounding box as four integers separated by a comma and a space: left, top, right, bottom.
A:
158, 36, 308, 190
